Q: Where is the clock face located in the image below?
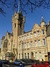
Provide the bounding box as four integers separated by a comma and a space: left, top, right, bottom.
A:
15, 15, 18, 20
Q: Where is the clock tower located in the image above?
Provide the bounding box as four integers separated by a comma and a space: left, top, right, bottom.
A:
12, 12, 25, 36
12, 11, 25, 59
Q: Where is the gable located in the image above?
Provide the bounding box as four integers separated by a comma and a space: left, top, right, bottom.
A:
32, 23, 41, 32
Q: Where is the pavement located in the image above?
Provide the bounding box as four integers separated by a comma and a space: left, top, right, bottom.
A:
25, 65, 31, 67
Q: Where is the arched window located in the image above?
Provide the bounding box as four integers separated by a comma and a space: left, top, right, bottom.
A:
3, 39, 8, 48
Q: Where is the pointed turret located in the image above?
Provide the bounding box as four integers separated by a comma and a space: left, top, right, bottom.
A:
40, 17, 46, 27
41, 17, 44, 22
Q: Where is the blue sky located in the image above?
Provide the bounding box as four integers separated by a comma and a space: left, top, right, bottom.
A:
0, 6, 50, 39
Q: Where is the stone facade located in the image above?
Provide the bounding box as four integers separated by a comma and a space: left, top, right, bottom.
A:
1, 32, 13, 60
0, 48, 2, 59
1, 12, 50, 61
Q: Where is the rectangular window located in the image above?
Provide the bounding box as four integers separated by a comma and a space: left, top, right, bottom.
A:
22, 53, 23, 59
22, 43, 25, 49
37, 30, 40, 35
34, 32, 36, 37
38, 40, 40, 46
34, 40, 36, 45
25, 53, 26, 58
30, 41, 32, 47
35, 52, 37, 54
34, 32, 36, 36
43, 39, 46, 45
39, 52, 41, 53
30, 33, 32, 37
28, 53, 29, 59
24, 35, 26, 40
19, 54, 20, 59
42, 30, 44, 34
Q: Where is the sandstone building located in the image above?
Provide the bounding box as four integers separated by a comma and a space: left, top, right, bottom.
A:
1, 12, 50, 61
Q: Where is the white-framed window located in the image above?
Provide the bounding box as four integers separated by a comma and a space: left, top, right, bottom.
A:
26, 34, 29, 39
30, 41, 33, 47
24, 35, 26, 40
19, 53, 20, 59
25, 43, 27, 48
27, 42, 28, 48
22, 42, 27, 49
37, 30, 40, 35
35, 52, 37, 54
43, 39, 46, 45
34, 40, 36, 45
28, 53, 29, 59
38, 39, 40, 46
22, 36, 25, 40
22, 42, 24, 49
30, 33, 32, 38
25, 53, 26, 59
34, 32, 36, 37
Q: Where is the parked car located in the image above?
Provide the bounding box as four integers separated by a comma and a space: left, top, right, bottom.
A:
20, 59, 32, 65
0, 60, 9, 63
31, 61, 50, 67
0, 60, 9, 67
21, 59, 39, 65
0, 61, 2, 67
14, 59, 25, 65
13, 59, 25, 67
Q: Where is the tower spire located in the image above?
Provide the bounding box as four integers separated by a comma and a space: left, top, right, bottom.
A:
18, 0, 21, 12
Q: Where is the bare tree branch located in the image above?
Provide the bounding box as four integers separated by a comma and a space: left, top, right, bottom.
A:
0, 0, 50, 15
0, 7, 6, 16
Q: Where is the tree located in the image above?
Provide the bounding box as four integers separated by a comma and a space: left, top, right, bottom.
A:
0, 0, 50, 15
5, 52, 15, 61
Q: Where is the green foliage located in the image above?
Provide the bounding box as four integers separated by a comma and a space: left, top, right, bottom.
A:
5, 52, 15, 57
